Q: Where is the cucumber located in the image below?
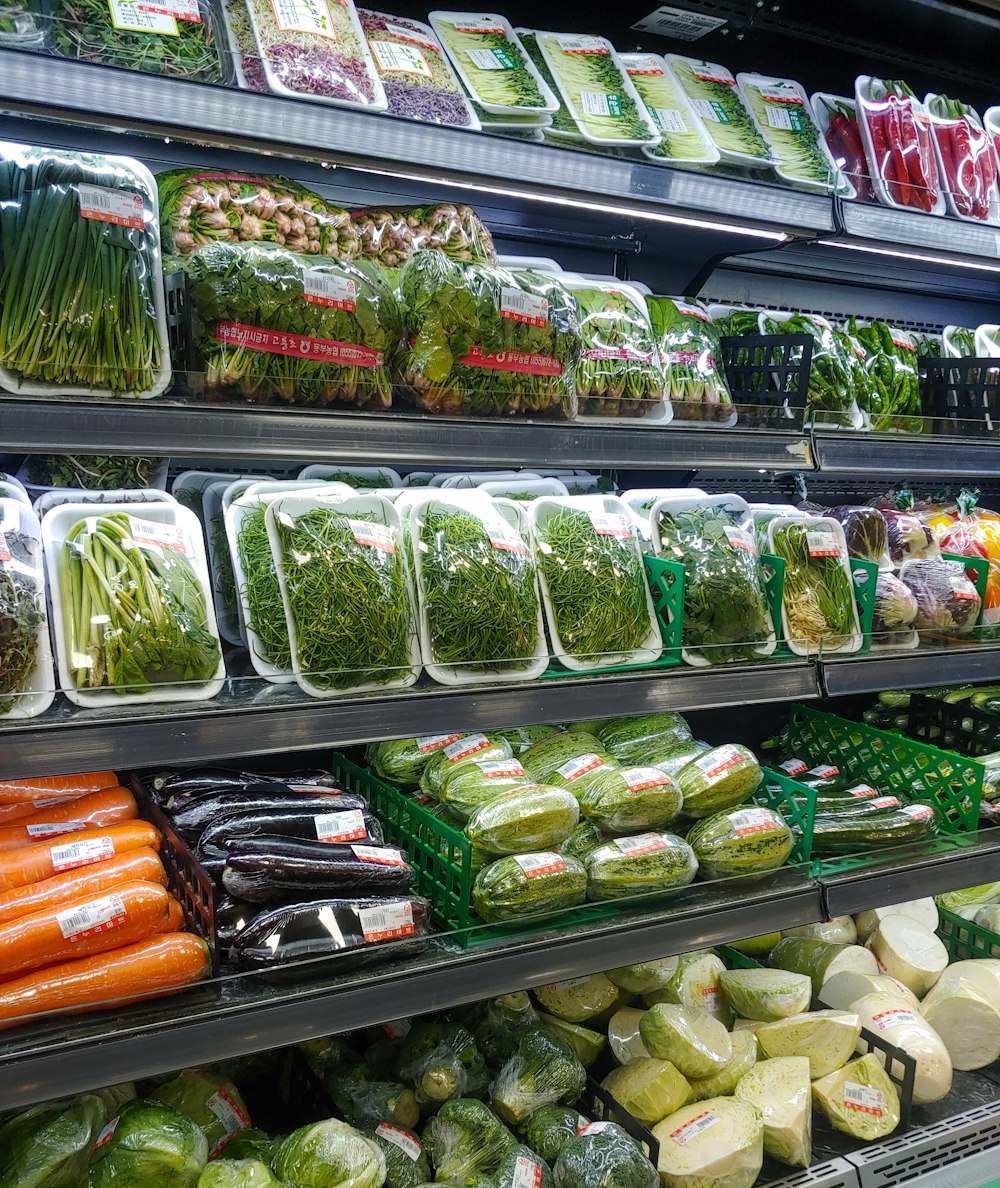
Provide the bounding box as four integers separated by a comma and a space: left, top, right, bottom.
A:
578, 766, 683, 833
420, 734, 513, 796
675, 744, 763, 818
686, 807, 793, 880
521, 730, 610, 783
585, 833, 697, 901
650, 738, 712, 779
437, 758, 532, 820
788, 793, 904, 818
472, 853, 587, 922
465, 784, 580, 857
809, 804, 936, 853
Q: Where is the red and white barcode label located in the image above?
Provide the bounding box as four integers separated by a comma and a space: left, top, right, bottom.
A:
351, 844, 407, 866
445, 734, 491, 762
137, 0, 201, 21
94, 1119, 118, 1151
557, 754, 607, 782
843, 1081, 884, 1116
454, 20, 505, 32
349, 518, 395, 553
358, 900, 415, 942
870, 797, 901, 809
871, 1007, 918, 1031
477, 759, 526, 779
779, 758, 808, 777
381, 1017, 411, 1039
693, 64, 736, 84
729, 807, 776, 836
614, 832, 668, 855
416, 733, 460, 753
693, 745, 745, 781
0, 533, 9, 563
669, 1111, 719, 1145
387, 21, 437, 49
315, 809, 366, 843
50, 835, 115, 873
807, 529, 841, 557
483, 515, 527, 555
207, 1089, 250, 1140
759, 82, 803, 104
515, 852, 567, 879
903, 804, 934, 821
847, 784, 877, 798
376, 1122, 422, 1160
127, 517, 190, 555
542, 976, 592, 992
724, 525, 756, 553
621, 766, 671, 792
809, 764, 840, 778
888, 977, 912, 997
577, 1121, 613, 1136
500, 287, 548, 327
872, 949, 888, 973
511, 1155, 544, 1188
78, 183, 145, 230
702, 986, 719, 1011
25, 821, 86, 839
588, 512, 632, 538
304, 268, 357, 310
56, 892, 127, 942
557, 33, 609, 53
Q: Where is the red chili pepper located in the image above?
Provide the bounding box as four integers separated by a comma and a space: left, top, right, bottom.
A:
890, 88, 935, 210
836, 104, 876, 201
947, 121, 976, 215
885, 97, 916, 205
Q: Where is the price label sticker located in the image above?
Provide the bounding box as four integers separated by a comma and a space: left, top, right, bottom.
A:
624, 54, 663, 76
483, 515, 527, 555
136, 0, 201, 22
477, 759, 526, 779
807, 529, 841, 557
729, 807, 776, 836
903, 804, 935, 821
94, 1119, 118, 1151
127, 517, 190, 556
56, 892, 127, 942
614, 832, 668, 855
416, 733, 460, 753
511, 1155, 544, 1188
351, 844, 407, 866
381, 1017, 411, 1039
588, 512, 632, 538
25, 821, 87, 838
467, 46, 516, 68
557, 34, 609, 54
693, 745, 745, 781
271, 0, 337, 39
207, 1089, 251, 1144
315, 809, 366, 843
514, 852, 567, 879
702, 986, 719, 1010
444, 734, 491, 762
577, 1121, 613, 1136
349, 519, 395, 553
581, 91, 623, 118
557, 754, 607, 782
79, 181, 147, 227
0, 532, 9, 563
621, 766, 671, 792
779, 758, 808, 777
51, 835, 115, 873
669, 1111, 719, 1146
809, 764, 840, 778
376, 1123, 422, 1160
843, 1081, 884, 1117
871, 1007, 918, 1031
870, 796, 902, 809
358, 900, 415, 942
303, 268, 357, 310
370, 40, 432, 77
387, 21, 438, 49
846, 783, 877, 798
724, 525, 756, 553
500, 287, 549, 327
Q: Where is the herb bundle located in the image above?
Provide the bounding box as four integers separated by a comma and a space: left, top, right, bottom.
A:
237, 502, 291, 670
0, 531, 43, 714
572, 286, 664, 418
416, 504, 540, 675
25, 455, 162, 491
272, 505, 414, 691
0, 145, 164, 396
656, 503, 771, 664
535, 505, 653, 662
59, 513, 221, 694
646, 297, 732, 421
771, 521, 857, 652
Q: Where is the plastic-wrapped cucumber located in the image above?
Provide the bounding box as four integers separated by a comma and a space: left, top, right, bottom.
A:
472, 853, 587, 923
465, 785, 579, 856
686, 807, 793, 879
546, 752, 620, 800
596, 713, 692, 764
560, 821, 606, 864
652, 738, 712, 779
438, 758, 531, 820
675, 745, 762, 818
578, 767, 683, 833
521, 731, 610, 783
497, 725, 564, 755
420, 734, 513, 796
586, 833, 697, 901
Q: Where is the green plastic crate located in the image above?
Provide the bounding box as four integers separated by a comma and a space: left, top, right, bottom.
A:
938, 905, 1000, 960
762, 553, 878, 657
757, 766, 818, 863
787, 703, 982, 833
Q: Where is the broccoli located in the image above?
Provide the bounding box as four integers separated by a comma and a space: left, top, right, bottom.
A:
553, 1124, 658, 1188
327, 1073, 420, 1132
424, 1098, 517, 1182
497, 1146, 555, 1188
521, 1106, 587, 1165
398, 1024, 489, 1107
491, 1029, 587, 1128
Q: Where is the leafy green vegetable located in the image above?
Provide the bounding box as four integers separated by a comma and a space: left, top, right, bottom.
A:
433, 20, 547, 110
328, 1076, 419, 1132
602, 1058, 692, 1125
492, 1028, 587, 1127
499, 1145, 556, 1188
88, 1099, 208, 1188
646, 298, 732, 420
272, 1119, 386, 1188
399, 252, 580, 418
771, 520, 857, 651
215, 1129, 276, 1163
367, 1123, 428, 1188
742, 77, 833, 189
25, 455, 162, 490
237, 500, 291, 671
623, 56, 716, 162
398, 1022, 489, 1106
571, 287, 663, 417
152, 1070, 249, 1158
0, 1094, 105, 1188
670, 58, 770, 160
196, 1161, 283, 1188
0, 520, 43, 714
538, 34, 652, 144
519, 34, 577, 135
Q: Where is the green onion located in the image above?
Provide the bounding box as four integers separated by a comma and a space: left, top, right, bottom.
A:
237, 502, 291, 670
771, 521, 856, 651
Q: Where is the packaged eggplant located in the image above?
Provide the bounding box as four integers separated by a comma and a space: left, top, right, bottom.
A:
222, 836, 415, 902
171, 790, 368, 843
231, 896, 430, 971
197, 807, 385, 873
216, 895, 261, 948
151, 767, 308, 797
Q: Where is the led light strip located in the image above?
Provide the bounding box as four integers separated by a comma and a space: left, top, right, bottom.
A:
817, 238, 1000, 275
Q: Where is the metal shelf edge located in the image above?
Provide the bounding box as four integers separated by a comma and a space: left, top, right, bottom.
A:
812, 431, 1000, 478
821, 648, 1000, 697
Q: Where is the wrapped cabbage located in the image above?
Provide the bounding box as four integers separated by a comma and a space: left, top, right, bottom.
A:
522, 1106, 588, 1165
644, 951, 729, 1026
810, 1053, 899, 1140
639, 1005, 732, 1079
272, 1120, 386, 1188
153, 1069, 250, 1158
491, 1029, 587, 1127
554, 1123, 658, 1188
368, 1123, 429, 1188
197, 1162, 282, 1188
717, 969, 811, 1022
827, 505, 890, 566
536, 1015, 606, 1067
327, 1075, 420, 1132
607, 958, 679, 995
534, 974, 620, 1023
686, 1031, 758, 1102
424, 1098, 516, 1181
901, 558, 981, 637
0, 1094, 105, 1188
653, 1097, 762, 1188
607, 1008, 651, 1065
881, 510, 939, 566
89, 1100, 208, 1188
734, 1057, 810, 1168
601, 1058, 692, 1125
756, 1012, 861, 1079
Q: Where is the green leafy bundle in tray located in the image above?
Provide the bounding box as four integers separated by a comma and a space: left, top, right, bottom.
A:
25, 455, 162, 491
571, 286, 663, 418
770, 519, 857, 653
237, 502, 291, 671
0, 523, 43, 714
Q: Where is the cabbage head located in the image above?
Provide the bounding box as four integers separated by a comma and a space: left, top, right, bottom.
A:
0, 1094, 105, 1188
88, 1099, 208, 1188
273, 1119, 386, 1188
197, 1159, 284, 1187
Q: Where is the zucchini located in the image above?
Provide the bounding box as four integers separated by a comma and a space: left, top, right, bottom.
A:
438, 757, 531, 820
686, 806, 793, 880
585, 833, 697, 901
809, 804, 936, 853
472, 853, 587, 923
786, 793, 903, 818
797, 765, 850, 793
222, 836, 415, 902
650, 738, 712, 779
559, 821, 606, 864
578, 766, 683, 832
595, 713, 692, 765
675, 744, 763, 818
420, 734, 513, 796
465, 784, 579, 857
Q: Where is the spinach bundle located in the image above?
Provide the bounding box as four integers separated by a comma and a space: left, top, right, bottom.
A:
180, 243, 402, 409
655, 502, 772, 665
270, 501, 416, 693
571, 285, 664, 418
413, 500, 541, 677
771, 520, 858, 653
399, 252, 580, 419
0, 511, 44, 714
0, 143, 165, 396
58, 513, 222, 696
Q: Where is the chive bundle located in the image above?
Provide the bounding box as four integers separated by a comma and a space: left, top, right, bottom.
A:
771, 521, 857, 651
417, 505, 540, 674
0, 146, 163, 395
237, 502, 291, 670
272, 506, 414, 691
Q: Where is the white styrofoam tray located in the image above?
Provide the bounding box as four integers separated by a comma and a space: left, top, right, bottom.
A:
0, 497, 55, 720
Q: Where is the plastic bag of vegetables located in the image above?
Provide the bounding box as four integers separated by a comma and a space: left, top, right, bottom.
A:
0, 1093, 106, 1188
900, 557, 982, 638
273, 1118, 386, 1188
653, 494, 774, 666
351, 204, 495, 266
760, 311, 860, 428
89, 1099, 208, 1188
939, 510, 1000, 625
880, 508, 939, 566
826, 505, 891, 568
197, 1161, 283, 1187
152, 1069, 250, 1159
424, 1098, 517, 1181
647, 297, 734, 422
398, 252, 580, 418
419, 734, 514, 797
398, 1023, 488, 1106
851, 319, 924, 434
492, 1028, 587, 1126
178, 242, 401, 409
871, 572, 919, 648
596, 713, 692, 764
409, 495, 545, 682
554, 1122, 658, 1188
367, 735, 459, 789
768, 516, 861, 655
266, 493, 419, 695
521, 730, 613, 783
531, 496, 662, 671
0, 498, 50, 720
368, 1122, 429, 1188
466, 784, 580, 855
578, 766, 683, 833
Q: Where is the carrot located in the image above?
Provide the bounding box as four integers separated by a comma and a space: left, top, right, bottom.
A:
0, 772, 119, 805
0, 787, 138, 851
0, 821, 160, 892
0, 848, 166, 926
0, 931, 211, 1029
0, 880, 182, 981
0, 798, 83, 826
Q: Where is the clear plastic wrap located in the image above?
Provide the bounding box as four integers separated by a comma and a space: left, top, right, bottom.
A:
639, 1004, 732, 1078
368, 1123, 429, 1188
585, 833, 697, 900
740, 73, 837, 191
153, 1070, 249, 1159
900, 557, 982, 637
272, 1120, 386, 1188
49, 0, 227, 82
399, 253, 580, 418
851, 319, 923, 433
424, 1098, 517, 1183
0, 1095, 106, 1187
578, 767, 683, 833
555, 1123, 658, 1188
351, 204, 496, 267
621, 54, 719, 164
198, 1161, 283, 1187
760, 311, 860, 428
491, 1029, 587, 1127
367, 735, 456, 788
471, 852, 587, 923
88, 1099, 208, 1187
0, 0, 47, 44
179, 243, 401, 409
880, 508, 939, 565
437, 758, 531, 818
420, 734, 514, 797
814, 93, 875, 201
465, 784, 579, 855
0, 142, 168, 399
221, 0, 268, 90
826, 505, 891, 567
856, 76, 944, 214
653, 1097, 763, 1188
871, 572, 919, 646
667, 56, 772, 164
266, 494, 419, 695
939, 515, 1000, 624
646, 297, 733, 422
925, 94, 999, 222
228, 492, 291, 678
0, 499, 52, 720
596, 713, 692, 763
521, 730, 612, 782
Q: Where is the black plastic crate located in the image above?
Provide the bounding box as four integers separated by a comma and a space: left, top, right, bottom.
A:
164, 268, 194, 397
719, 332, 813, 427
898, 691, 1000, 758
582, 1072, 659, 1162
920, 355, 1000, 435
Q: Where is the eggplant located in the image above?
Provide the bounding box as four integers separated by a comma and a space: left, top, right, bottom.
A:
169, 790, 367, 843
222, 836, 415, 903
230, 896, 430, 971
197, 807, 385, 869
215, 894, 263, 949
150, 768, 294, 795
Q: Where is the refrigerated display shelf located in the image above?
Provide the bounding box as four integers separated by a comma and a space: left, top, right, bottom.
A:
822, 646, 1000, 697
0, 868, 823, 1109
834, 199, 1000, 270
0, 661, 821, 780
811, 431, 1000, 479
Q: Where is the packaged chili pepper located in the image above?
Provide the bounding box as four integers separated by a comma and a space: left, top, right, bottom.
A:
925, 93, 999, 223
810, 91, 875, 201
856, 75, 945, 216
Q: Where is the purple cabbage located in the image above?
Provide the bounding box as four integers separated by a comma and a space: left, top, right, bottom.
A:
872, 572, 918, 639
880, 509, 938, 566
827, 505, 888, 565
901, 558, 981, 635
